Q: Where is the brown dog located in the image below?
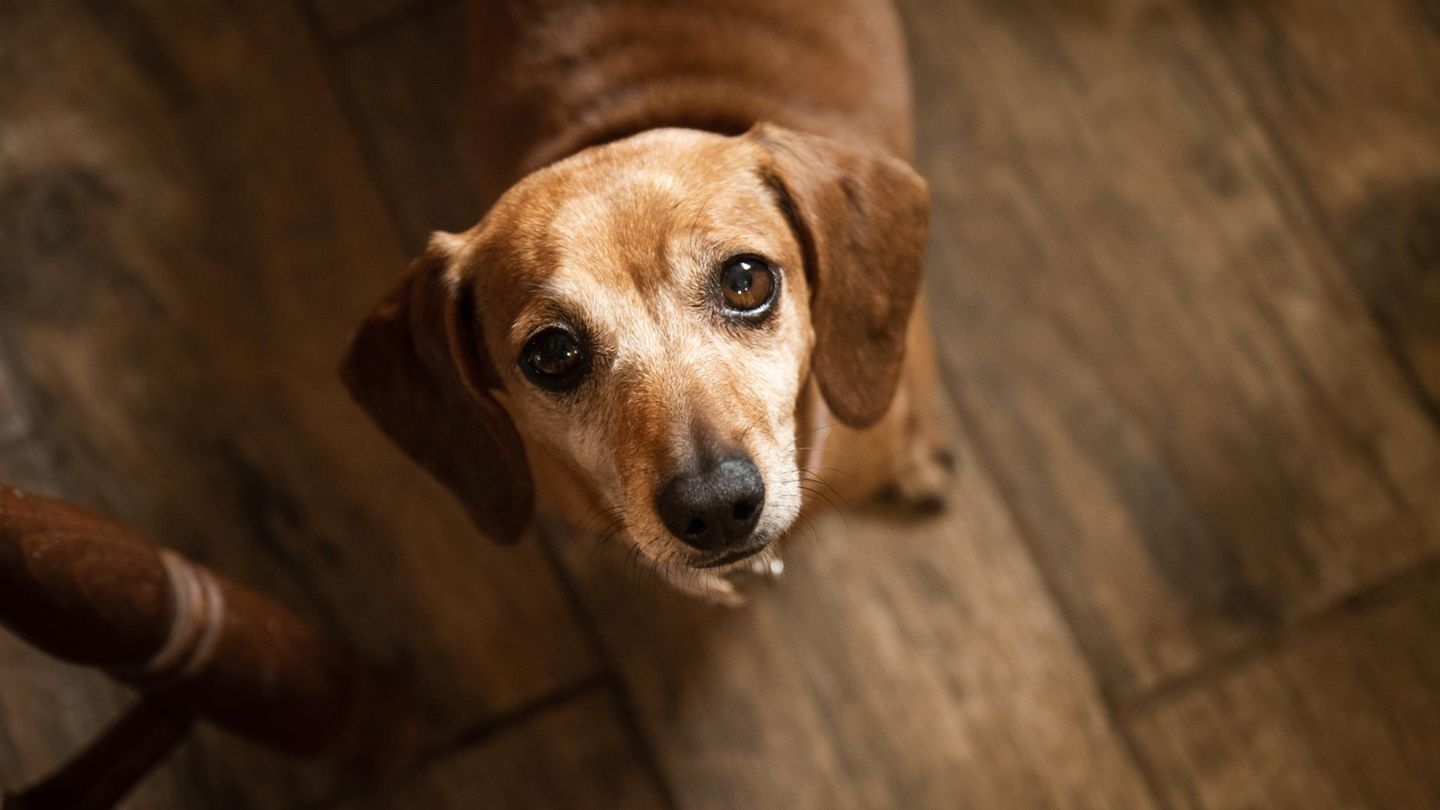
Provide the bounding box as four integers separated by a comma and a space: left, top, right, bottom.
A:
342, 0, 953, 603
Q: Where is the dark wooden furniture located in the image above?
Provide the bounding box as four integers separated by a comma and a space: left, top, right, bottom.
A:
0, 486, 415, 810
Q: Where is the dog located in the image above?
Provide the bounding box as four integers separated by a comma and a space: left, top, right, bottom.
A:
342, 0, 953, 604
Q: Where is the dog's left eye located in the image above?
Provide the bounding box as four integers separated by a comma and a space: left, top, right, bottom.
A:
520, 326, 590, 392
718, 255, 777, 315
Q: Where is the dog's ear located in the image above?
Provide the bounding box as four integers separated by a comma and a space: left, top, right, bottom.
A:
748, 123, 929, 428
341, 233, 533, 544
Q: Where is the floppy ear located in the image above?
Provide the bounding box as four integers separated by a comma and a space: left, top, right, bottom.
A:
749, 123, 930, 428
341, 233, 533, 544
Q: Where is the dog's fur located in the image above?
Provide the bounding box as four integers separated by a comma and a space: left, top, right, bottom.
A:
342, 0, 952, 603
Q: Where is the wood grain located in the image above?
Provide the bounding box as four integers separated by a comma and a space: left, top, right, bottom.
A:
333, 0, 477, 253
307, 0, 431, 42
5, 698, 193, 810
1128, 562, 1440, 809
1197, 0, 1440, 419
550, 429, 1157, 809
0, 0, 593, 804
897, 0, 1440, 698
0, 343, 29, 448
0, 440, 197, 808
0, 486, 411, 759
335, 691, 671, 810
0, 633, 192, 808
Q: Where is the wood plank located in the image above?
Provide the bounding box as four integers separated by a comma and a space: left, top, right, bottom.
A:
0, 607, 305, 810
0, 440, 162, 801
306, 0, 431, 42
1127, 562, 1440, 809
332, 0, 476, 254
0, 440, 236, 809
0, 342, 29, 448
552, 428, 1157, 809
0, 632, 193, 808
335, 691, 671, 810
1197, 0, 1440, 418
896, 0, 1440, 697
0, 1, 594, 805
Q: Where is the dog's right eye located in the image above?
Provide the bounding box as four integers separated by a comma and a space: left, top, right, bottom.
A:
718, 254, 778, 317
520, 326, 590, 392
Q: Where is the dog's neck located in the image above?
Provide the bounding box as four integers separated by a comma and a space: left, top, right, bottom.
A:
490, 10, 908, 176
526, 107, 759, 176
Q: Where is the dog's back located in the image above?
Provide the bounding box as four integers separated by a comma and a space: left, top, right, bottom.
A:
465, 0, 914, 205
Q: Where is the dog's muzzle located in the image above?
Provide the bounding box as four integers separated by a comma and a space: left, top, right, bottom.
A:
654, 455, 766, 556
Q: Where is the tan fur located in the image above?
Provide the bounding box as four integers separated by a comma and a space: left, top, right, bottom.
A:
343, 0, 953, 602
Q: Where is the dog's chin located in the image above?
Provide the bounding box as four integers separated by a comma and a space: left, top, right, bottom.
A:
631, 519, 791, 606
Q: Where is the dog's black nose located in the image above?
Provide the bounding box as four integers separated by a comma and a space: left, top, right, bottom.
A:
655, 456, 765, 551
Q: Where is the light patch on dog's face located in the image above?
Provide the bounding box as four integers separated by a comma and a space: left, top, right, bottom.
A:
455, 129, 814, 568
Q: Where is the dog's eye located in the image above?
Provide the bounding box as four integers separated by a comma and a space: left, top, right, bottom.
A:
719, 255, 777, 315
521, 326, 590, 391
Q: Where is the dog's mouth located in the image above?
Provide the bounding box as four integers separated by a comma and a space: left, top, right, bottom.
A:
694, 533, 783, 564
692, 537, 772, 569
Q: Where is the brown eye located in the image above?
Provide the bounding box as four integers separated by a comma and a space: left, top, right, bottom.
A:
719, 255, 777, 315
521, 326, 590, 391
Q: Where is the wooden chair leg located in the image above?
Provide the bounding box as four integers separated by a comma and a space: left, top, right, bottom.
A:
5, 698, 194, 810
0, 485, 421, 807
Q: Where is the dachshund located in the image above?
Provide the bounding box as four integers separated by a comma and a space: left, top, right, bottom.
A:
342, 0, 953, 604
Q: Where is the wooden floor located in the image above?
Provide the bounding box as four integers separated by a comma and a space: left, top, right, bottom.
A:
2, 0, 1438, 807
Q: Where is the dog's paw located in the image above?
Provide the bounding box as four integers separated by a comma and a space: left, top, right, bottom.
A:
876, 444, 957, 515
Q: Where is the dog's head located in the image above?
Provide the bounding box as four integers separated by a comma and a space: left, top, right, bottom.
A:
343, 125, 927, 570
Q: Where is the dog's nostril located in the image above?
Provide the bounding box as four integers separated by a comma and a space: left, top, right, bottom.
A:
655, 455, 765, 551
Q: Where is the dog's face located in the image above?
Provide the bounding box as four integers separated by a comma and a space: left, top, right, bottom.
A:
476, 129, 815, 568
343, 125, 927, 573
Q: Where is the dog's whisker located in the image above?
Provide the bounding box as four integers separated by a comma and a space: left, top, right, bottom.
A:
592, 519, 631, 561
798, 485, 843, 515
800, 472, 850, 507
798, 422, 835, 439
737, 412, 768, 443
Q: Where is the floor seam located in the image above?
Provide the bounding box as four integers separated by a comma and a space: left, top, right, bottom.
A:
531, 522, 683, 810
930, 375, 1177, 809
1119, 549, 1440, 721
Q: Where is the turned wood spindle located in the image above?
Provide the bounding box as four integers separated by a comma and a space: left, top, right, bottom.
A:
0, 485, 416, 809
